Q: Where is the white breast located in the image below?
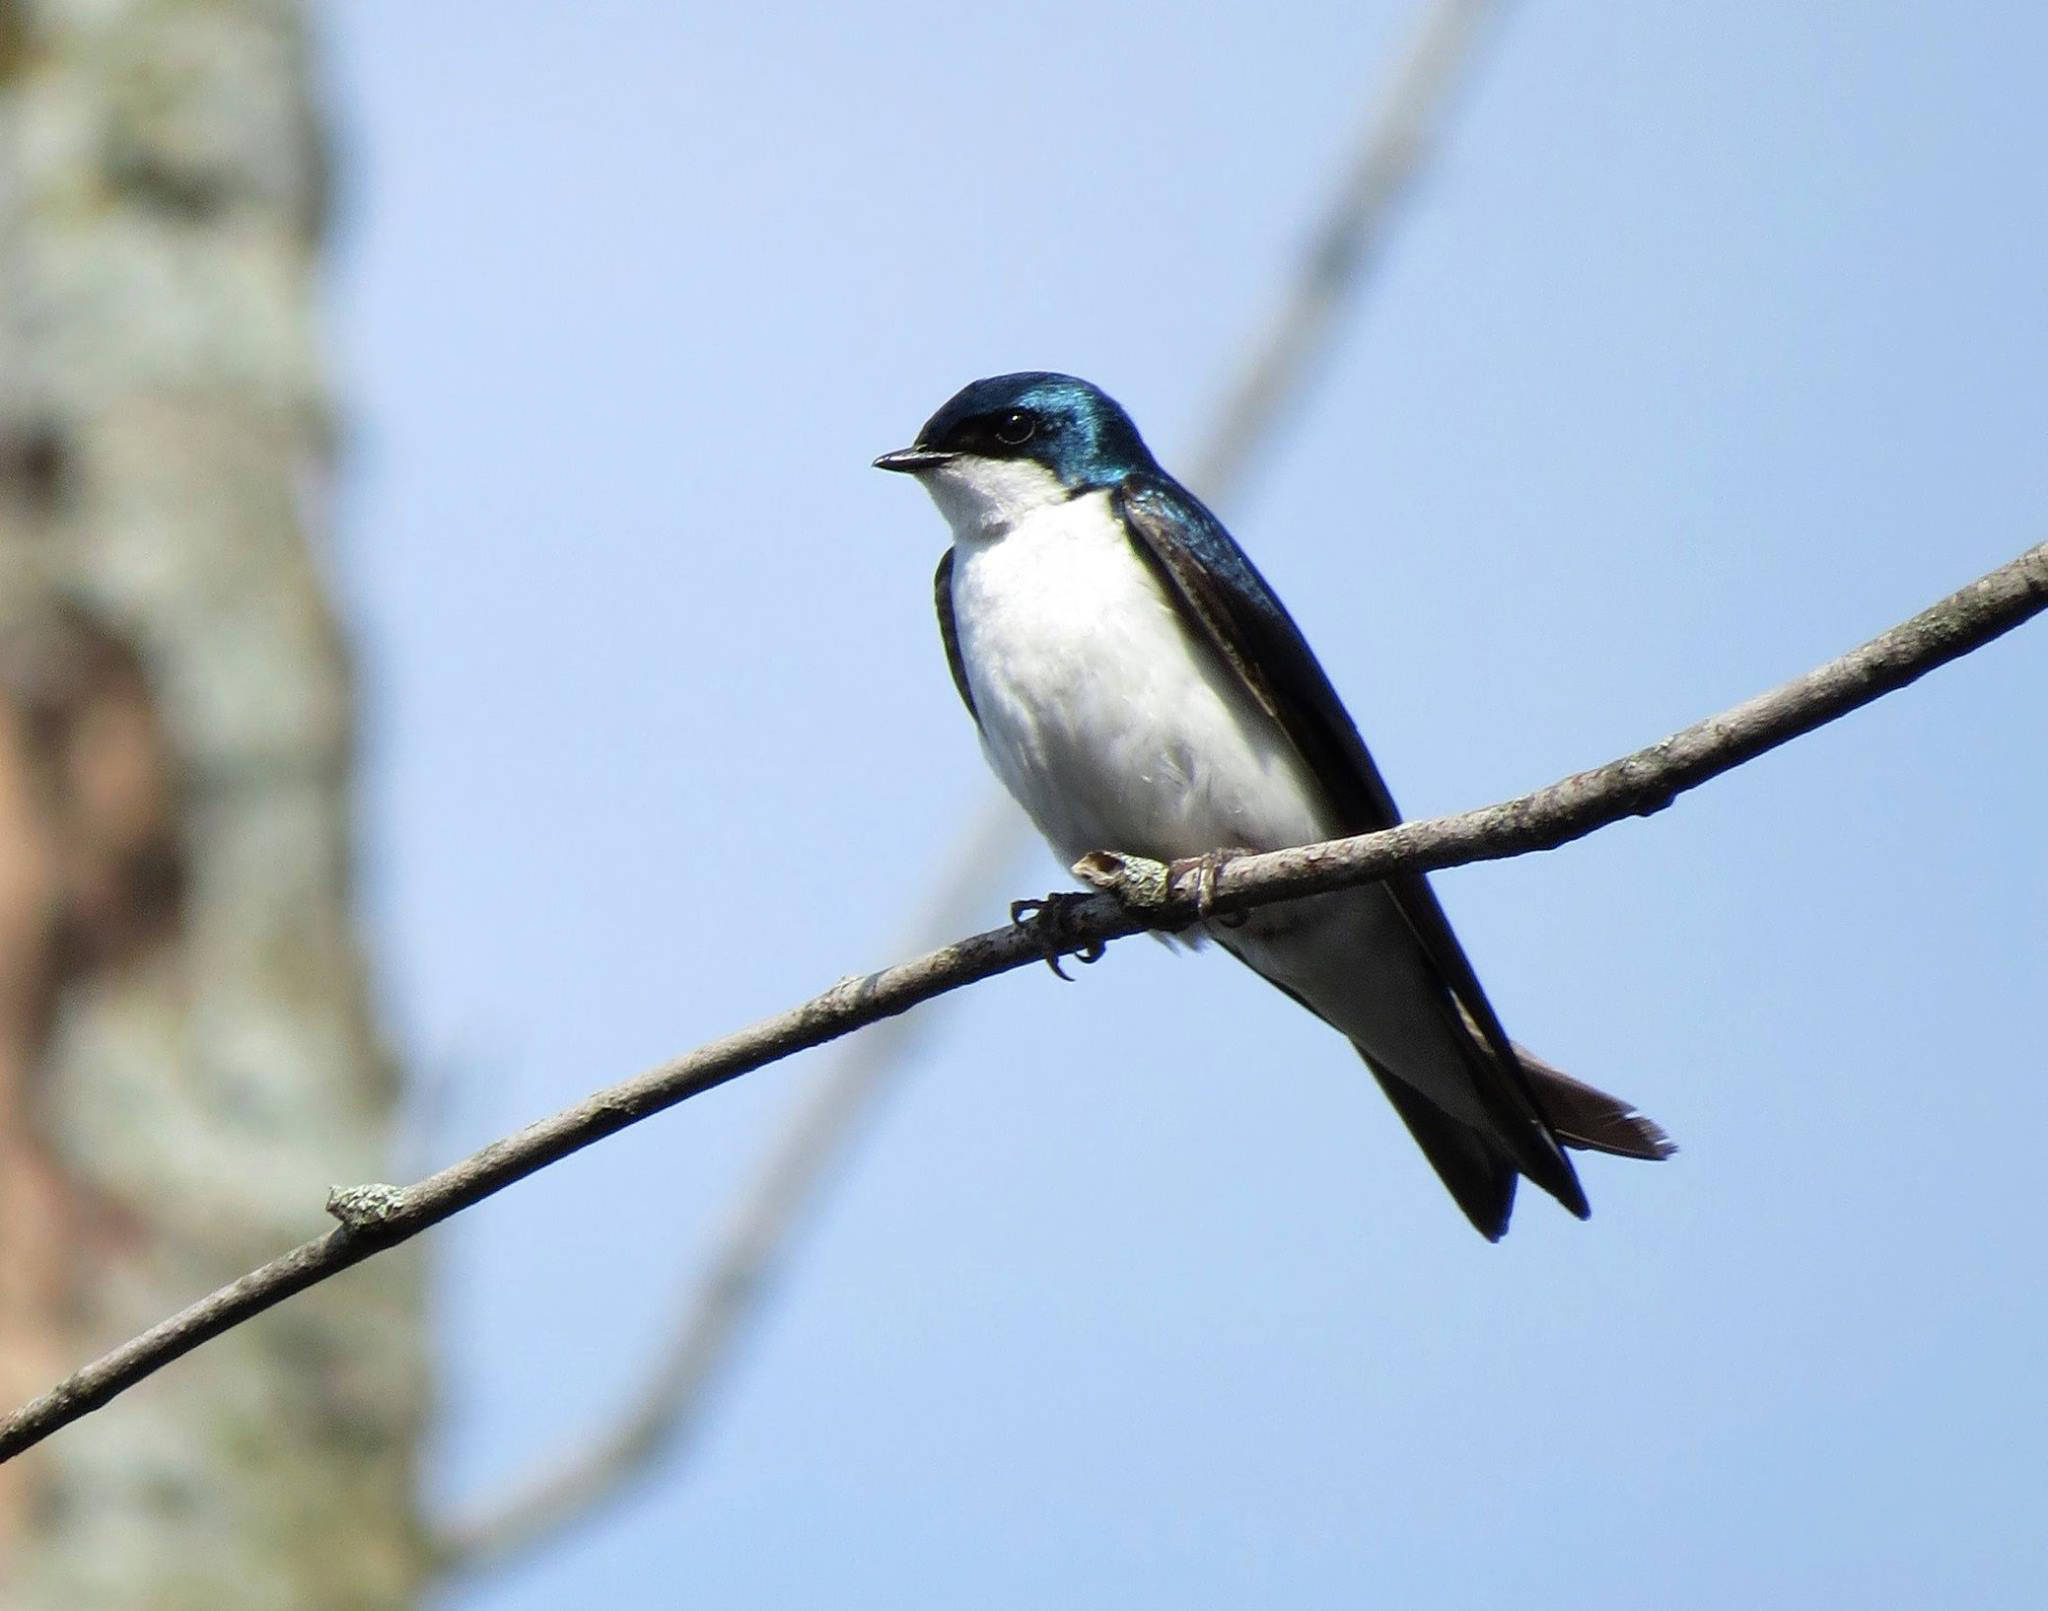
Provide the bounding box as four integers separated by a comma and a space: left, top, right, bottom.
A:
945, 488, 1332, 870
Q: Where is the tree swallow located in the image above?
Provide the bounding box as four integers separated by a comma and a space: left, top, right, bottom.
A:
876, 372, 1671, 1239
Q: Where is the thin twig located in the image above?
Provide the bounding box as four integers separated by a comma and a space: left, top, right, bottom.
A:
434, 0, 1520, 1573
1, 536, 2041, 1467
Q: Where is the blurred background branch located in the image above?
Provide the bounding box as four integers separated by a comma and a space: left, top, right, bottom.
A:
433, 0, 1512, 1574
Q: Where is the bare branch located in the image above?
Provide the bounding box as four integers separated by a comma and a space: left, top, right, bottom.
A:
0, 536, 2039, 1467
430, 0, 1522, 1572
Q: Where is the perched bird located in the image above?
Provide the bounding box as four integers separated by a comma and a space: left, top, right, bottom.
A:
876, 372, 1671, 1239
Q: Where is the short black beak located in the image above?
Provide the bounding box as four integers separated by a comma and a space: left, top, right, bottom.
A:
872, 448, 958, 473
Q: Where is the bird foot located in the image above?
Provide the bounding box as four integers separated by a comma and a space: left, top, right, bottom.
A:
1009, 892, 1106, 981
1169, 849, 1251, 927
1071, 847, 1253, 929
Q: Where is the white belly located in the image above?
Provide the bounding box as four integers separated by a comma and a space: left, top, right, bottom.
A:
946, 490, 1333, 869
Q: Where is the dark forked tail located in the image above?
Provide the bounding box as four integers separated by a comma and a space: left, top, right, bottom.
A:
1364, 1026, 1673, 1240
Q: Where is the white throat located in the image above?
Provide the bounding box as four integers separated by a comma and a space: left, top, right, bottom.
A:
938, 478, 1332, 871
917, 455, 1075, 541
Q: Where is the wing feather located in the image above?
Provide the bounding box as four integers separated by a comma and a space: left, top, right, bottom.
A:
1112, 474, 1587, 1215
933, 547, 979, 726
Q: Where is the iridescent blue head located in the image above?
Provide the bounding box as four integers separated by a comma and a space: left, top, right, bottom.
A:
875, 372, 1159, 494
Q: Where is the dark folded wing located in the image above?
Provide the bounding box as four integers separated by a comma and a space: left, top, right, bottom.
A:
933, 547, 979, 726
1112, 473, 1585, 1214
1362, 1053, 1520, 1241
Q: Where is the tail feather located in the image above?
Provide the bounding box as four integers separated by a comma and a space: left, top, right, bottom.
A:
1449, 1000, 1675, 1162
1512, 1043, 1676, 1161
1360, 1037, 1672, 1237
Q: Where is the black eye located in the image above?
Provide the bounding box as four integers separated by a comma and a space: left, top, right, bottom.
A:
993, 410, 1036, 446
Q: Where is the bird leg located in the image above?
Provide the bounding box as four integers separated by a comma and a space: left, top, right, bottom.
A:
1008, 893, 1106, 981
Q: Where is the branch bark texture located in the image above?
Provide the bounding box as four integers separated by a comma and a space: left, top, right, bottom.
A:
1, 535, 2041, 1467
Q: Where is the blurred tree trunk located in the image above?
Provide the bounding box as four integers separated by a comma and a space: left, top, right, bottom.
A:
0, 2, 428, 1605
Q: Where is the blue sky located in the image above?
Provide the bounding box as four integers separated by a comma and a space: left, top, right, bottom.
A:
322, 4, 2046, 1606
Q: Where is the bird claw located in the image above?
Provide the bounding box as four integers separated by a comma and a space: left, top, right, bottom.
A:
1169, 849, 1251, 927
1009, 893, 1106, 981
